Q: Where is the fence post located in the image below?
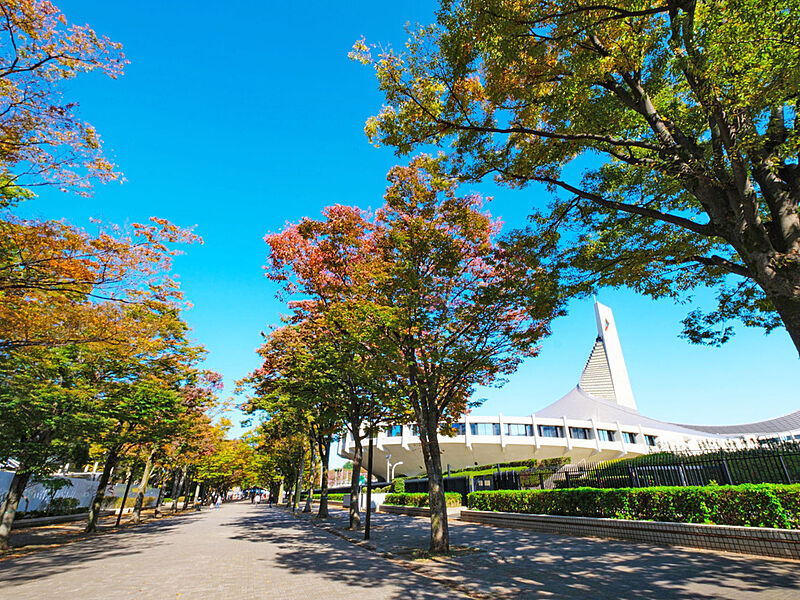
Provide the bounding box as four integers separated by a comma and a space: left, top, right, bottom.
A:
677, 463, 688, 486
564, 471, 571, 488
539, 473, 545, 489
720, 459, 734, 485
626, 465, 634, 487
777, 453, 792, 484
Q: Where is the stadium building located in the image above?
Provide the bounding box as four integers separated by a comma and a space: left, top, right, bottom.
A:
338, 302, 800, 480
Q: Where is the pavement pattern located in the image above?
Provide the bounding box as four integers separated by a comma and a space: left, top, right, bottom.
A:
301, 505, 800, 600
2, 502, 799, 600
0, 503, 467, 600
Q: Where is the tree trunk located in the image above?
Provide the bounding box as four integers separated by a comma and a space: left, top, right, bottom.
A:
0, 470, 31, 552
179, 467, 191, 510
86, 446, 119, 533
293, 442, 305, 512
317, 436, 331, 519
154, 472, 166, 516
132, 446, 157, 523
419, 413, 449, 553
303, 440, 316, 513
348, 435, 363, 530
758, 268, 800, 355
172, 466, 186, 513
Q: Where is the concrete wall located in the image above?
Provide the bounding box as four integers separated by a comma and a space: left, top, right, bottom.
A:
0, 470, 160, 513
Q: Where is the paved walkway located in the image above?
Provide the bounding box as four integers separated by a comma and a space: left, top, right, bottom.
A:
301, 506, 800, 600
2, 502, 799, 599
0, 503, 467, 600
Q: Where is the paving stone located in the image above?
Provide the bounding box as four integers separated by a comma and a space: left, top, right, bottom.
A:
304, 506, 800, 600
0, 503, 466, 600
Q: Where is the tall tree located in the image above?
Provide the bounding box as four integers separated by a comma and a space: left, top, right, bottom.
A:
263, 210, 396, 529
0, 344, 97, 551
366, 157, 558, 552
354, 0, 800, 353
84, 312, 204, 532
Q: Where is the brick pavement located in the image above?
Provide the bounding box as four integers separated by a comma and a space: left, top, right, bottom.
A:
0, 502, 468, 600
300, 505, 800, 600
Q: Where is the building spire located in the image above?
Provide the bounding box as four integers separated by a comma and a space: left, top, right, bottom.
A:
592, 301, 637, 410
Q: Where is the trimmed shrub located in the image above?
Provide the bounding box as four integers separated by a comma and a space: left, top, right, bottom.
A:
391, 478, 406, 493
47, 497, 80, 513
102, 496, 157, 509
467, 484, 800, 528
384, 492, 462, 507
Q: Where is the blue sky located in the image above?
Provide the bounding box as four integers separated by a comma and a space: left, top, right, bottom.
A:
19, 1, 799, 467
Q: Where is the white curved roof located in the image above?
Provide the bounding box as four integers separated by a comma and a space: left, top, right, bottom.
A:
535, 386, 722, 437
672, 410, 800, 436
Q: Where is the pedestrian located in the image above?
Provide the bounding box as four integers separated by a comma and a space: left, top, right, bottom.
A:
255, 493, 261, 504
215, 496, 222, 510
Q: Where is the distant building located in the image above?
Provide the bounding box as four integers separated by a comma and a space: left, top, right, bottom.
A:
338, 301, 800, 480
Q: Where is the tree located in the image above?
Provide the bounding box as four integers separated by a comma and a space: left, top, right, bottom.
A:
240, 320, 363, 519
0, 344, 98, 551
0, 0, 125, 195
263, 208, 397, 529
364, 157, 558, 552
84, 311, 206, 532
354, 0, 800, 353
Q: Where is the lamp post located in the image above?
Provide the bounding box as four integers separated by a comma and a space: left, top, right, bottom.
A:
364, 399, 375, 541
385, 454, 391, 484
391, 461, 403, 480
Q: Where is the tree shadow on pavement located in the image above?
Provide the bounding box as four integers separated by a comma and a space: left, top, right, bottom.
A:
253, 508, 800, 600
223, 508, 470, 600
0, 514, 196, 586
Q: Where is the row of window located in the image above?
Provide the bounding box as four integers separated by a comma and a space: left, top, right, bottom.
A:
385, 423, 657, 446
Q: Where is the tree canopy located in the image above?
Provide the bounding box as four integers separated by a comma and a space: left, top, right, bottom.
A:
354, 0, 800, 353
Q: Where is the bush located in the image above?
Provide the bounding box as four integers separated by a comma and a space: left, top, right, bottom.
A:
47, 497, 79, 513
467, 484, 800, 528
102, 496, 157, 509
391, 478, 405, 493
384, 492, 462, 508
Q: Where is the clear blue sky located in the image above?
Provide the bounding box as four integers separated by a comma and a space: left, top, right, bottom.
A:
19, 1, 799, 467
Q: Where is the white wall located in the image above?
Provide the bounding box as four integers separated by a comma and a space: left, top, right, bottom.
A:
0, 471, 161, 513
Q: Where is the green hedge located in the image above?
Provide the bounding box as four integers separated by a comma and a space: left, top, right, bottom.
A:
102, 496, 157, 509
467, 484, 800, 528
385, 492, 462, 508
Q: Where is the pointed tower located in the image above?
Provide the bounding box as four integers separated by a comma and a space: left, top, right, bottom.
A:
578, 301, 637, 410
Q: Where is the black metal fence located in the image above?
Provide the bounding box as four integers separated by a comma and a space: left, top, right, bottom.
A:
398, 443, 800, 501
403, 470, 527, 504
521, 444, 800, 490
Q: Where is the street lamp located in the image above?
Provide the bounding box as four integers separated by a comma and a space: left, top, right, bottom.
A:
391, 461, 403, 480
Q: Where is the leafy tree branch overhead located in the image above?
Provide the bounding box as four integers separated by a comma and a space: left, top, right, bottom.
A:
353, 0, 800, 353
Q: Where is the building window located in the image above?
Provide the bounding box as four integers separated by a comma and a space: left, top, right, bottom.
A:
470, 422, 501, 436
597, 429, 616, 442
569, 427, 592, 440
538, 425, 565, 438
645, 434, 657, 446
506, 424, 534, 436
450, 423, 466, 436
386, 425, 402, 437
622, 432, 638, 444
411, 424, 419, 436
